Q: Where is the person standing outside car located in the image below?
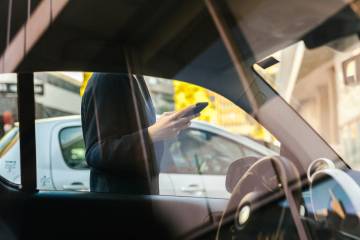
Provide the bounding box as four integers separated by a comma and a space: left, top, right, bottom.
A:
81, 73, 198, 194
2, 111, 14, 133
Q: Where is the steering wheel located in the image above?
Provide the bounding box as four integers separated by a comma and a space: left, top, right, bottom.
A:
216, 155, 305, 240
308, 158, 360, 238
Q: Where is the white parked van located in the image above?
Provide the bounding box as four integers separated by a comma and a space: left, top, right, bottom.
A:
0, 116, 276, 198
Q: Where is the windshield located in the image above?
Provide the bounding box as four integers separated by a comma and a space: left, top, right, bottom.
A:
254, 34, 360, 170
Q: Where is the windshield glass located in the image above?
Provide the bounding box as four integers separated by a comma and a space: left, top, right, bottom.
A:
254, 34, 360, 169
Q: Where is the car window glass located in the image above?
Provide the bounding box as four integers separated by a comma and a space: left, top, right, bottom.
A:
28, 71, 278, 198
59, 127, 87, 170
34, 72, 85, 190
253, 35, 360, 170
0, 73, 20, 185
168, 128, 258, 175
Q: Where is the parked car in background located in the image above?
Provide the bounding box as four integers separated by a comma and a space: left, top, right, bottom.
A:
0, 116, 276, 198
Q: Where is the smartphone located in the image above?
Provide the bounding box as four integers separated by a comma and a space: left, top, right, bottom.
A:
183, 102, 208, 117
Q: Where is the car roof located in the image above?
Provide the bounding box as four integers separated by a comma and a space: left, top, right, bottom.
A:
1, 1, 356, 117
0, 0, 349, 74
35, 115, 81, 124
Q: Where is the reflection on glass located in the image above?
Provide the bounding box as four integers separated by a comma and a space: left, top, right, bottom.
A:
0, 71, 279, 198
254, 35, 360, 169
0, 73, 20, 185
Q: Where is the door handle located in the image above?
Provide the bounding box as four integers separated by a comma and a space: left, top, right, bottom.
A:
181, 184, 205, 194
63, 182, 88, 191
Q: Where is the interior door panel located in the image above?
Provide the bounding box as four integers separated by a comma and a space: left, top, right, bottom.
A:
0, 181, 225, 239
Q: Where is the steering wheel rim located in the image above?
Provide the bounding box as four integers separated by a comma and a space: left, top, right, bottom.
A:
216, 155, 305, 240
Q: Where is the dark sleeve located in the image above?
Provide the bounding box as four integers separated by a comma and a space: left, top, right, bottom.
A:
86, 129, 152, 174
83, 73, 153, 175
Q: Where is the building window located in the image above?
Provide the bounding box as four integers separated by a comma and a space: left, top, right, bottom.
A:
343, 55, 360, 85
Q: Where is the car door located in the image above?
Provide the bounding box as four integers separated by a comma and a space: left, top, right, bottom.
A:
50, 120, 175, 193
50, 121, 90, 191
164, 127, 264, 198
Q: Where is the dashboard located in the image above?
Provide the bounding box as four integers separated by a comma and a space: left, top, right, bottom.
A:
215, 157, 360, 239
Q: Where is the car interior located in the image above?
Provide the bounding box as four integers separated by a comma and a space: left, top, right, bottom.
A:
0, 0, 360, 239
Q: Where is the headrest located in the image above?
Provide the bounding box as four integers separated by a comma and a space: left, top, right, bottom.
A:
225, 157, 259, 193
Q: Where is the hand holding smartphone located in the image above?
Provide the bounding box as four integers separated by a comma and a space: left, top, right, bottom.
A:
149, 102, 209, 142
181, 102, 208, 118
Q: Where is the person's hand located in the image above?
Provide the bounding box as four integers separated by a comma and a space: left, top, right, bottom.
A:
148, 106, 199, 142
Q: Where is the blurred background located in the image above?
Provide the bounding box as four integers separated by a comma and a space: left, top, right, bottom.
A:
0, 71, 277, 151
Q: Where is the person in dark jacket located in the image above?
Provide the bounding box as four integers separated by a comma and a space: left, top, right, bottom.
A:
81, 73, 196, 194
